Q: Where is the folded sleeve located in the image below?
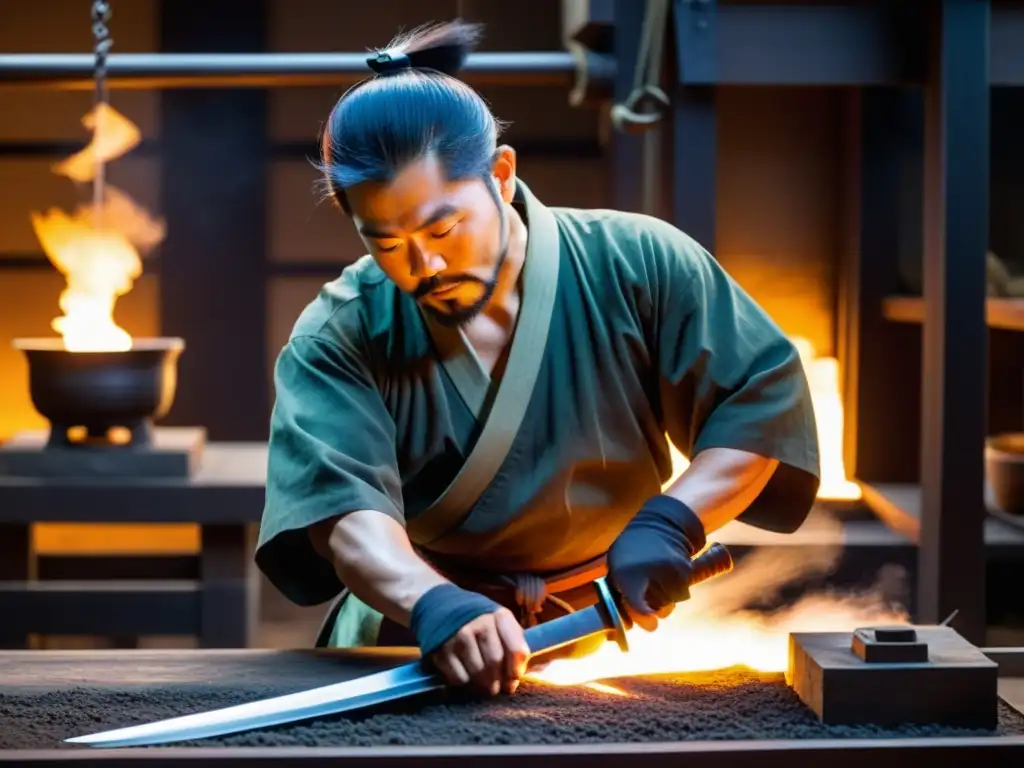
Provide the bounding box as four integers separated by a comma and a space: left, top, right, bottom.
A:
255, 333, 404, 606
646, 221, 822, 533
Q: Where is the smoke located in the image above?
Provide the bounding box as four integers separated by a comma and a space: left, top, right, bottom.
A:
52, 103, 142, 184
528, 510, 911, 684
682, 510, 910, 631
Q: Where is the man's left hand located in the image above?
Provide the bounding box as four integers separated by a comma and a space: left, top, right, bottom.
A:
607, 495, 706, 632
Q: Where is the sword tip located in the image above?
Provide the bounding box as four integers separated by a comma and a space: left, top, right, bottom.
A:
63, 734, 108, 746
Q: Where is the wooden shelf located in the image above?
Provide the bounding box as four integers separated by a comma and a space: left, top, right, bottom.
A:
860, 482, 1024, 547
883, 296, 1024, 332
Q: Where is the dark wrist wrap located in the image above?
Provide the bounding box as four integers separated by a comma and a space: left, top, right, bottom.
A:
607, 494, 708, 614
638, 494, 707, 555
409, 583, 501, 658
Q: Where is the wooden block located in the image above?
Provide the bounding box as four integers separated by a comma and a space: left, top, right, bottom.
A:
0, 426, 206, 479
787, 625, 999, 728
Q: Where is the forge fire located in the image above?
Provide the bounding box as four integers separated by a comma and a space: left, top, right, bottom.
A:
30, 103, 164, 353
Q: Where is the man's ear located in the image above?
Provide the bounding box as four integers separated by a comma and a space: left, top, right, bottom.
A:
492, 144, 517, 204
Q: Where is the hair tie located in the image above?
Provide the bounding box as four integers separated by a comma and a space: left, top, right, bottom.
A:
366, 50, 412, 76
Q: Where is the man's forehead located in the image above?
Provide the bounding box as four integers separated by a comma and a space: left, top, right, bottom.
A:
354, 167, 473, 233
357, 197, 460, 236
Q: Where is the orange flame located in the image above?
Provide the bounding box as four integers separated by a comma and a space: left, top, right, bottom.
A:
30, 103, 164, 352
662, 336, 860, 501
793, 337, 862, 500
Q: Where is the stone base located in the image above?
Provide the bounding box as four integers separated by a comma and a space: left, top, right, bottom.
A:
788, 625, 999, 729
0, 427, 206, 479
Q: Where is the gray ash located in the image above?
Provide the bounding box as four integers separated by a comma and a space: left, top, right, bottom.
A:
3, 668, 1023, 750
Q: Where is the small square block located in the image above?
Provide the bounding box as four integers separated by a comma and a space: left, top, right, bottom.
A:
787, 625, 998, 728
851, 627, 929, 663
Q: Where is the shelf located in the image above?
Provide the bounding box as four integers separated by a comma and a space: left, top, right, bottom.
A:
883, 296, 1024, 332
859, 482, 1024, 547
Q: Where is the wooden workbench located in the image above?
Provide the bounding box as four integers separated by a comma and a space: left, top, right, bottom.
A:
0, 444, 268, 648
2, 648, 1024, 767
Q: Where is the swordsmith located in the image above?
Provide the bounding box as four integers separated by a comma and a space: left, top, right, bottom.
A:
66, 543, 734, 748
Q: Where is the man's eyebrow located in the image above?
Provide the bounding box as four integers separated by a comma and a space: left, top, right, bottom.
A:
358, 204, 460, 239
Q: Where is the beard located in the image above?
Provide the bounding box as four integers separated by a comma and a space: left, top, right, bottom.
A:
414, 206, 510, 328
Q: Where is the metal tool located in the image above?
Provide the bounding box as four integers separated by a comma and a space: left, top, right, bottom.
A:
66, 543, 734, 748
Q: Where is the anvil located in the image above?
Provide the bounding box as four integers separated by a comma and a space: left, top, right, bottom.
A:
66, 542, 734, 748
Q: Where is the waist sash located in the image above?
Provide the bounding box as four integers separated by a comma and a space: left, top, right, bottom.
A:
421, 550, 608, 626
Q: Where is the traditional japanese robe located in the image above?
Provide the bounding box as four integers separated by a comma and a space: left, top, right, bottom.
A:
256, 179, 821, 647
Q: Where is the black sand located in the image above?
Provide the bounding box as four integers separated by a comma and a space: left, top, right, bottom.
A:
4, 668, 1024, 750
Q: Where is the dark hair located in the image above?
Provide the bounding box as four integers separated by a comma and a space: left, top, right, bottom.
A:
316, 20, 508, 214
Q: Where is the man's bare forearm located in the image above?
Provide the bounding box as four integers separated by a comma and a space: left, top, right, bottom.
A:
312, 510, 449, 627
662, 447, 779, 535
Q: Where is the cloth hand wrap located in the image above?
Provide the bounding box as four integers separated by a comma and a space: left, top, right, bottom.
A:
607, 494, 707, 615
410, 583, 502, 658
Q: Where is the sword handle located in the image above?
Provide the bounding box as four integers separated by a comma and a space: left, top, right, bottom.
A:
611, 541, 734, 632
523, 543, 734, 658
690, 542, 735, 585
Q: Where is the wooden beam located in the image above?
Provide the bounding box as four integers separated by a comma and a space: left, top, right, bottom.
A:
0, 580, 200, 636
917, 0, 990, 644
608, 0, 648, 215
884, 296, 1024, 333
674, 1, 925, 86
157, 0, 270, 441
669, 2, 717, 249
990, 3, 1024, 85
839, 88, 924, 484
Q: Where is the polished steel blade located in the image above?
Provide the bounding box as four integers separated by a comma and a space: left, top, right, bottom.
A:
64, 658, 442, 747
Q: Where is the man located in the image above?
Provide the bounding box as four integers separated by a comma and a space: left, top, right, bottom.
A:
256, 20, 821, 698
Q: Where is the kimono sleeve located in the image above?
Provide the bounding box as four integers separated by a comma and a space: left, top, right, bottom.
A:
255, 333, 404, 607
646, 222, 822, 533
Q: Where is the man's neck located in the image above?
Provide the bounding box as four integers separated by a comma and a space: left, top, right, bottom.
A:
459, 205, 528, 379
480, 205, 528, 329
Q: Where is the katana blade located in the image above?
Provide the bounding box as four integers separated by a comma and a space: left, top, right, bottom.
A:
65, 543, 733, 748
63, 659, 444, 747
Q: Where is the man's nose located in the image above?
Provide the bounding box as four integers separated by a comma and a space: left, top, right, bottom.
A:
409, 244, 446, 278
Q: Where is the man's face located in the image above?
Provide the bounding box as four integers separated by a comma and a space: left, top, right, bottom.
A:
345, 150, 516, 327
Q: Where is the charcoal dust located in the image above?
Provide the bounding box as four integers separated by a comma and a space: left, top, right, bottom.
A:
3, 667, 1024, 750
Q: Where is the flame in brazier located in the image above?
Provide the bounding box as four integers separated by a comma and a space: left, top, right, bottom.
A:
29, 103, 165, 352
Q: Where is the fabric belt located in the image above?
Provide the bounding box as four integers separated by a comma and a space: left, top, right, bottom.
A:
419, 551, 608, 627
313, 554, 610, 649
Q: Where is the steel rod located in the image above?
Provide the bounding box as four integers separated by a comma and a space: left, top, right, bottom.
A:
0, 51, 614, 90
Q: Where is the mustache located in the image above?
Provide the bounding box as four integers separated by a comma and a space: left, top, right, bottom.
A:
413, 275, 484, 299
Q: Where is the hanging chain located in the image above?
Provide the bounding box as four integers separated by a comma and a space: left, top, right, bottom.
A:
90, 0, 112, 218
91, 1, 112, 105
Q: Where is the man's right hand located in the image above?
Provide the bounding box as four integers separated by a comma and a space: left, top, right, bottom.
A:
431, 606, 529, 695
410, 583, 530, 696
311, 510, 530, 695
